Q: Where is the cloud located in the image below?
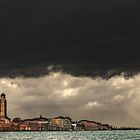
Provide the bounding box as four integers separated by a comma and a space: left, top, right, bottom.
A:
1, 71, 140, 127
113, 95, 125, 102
62, 89, 78, 97
84, 101, 102, 110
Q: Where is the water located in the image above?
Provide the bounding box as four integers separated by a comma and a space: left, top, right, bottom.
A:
0, 131, 140, 140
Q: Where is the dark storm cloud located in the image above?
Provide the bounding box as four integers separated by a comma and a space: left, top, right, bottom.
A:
0, 0, 139, 77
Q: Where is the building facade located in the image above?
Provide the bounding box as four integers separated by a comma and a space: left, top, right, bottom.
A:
0, 93, 10, 123
48, 116, 72, 131
0, 93, 7, 117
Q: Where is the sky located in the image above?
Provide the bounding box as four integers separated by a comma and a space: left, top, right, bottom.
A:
0, 0, 140, 127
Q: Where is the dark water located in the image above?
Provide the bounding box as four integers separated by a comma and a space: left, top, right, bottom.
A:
0, 130, 140, 140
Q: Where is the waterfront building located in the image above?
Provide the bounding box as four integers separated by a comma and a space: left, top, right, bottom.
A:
77, 120, 97, 130
0, 93, 12, 131
49, 116, 64, 130
63, 117, 72, 131
22, 115, 48, 131
49, 116, 72, 131
0, 93, 11, 124
77, 120, 110, 131
0, 93, 7, 117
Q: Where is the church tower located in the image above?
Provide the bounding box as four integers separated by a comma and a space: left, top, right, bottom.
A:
0, 93, 7, 118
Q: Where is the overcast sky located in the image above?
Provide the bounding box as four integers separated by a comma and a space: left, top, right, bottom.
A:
0, 0, 140, 127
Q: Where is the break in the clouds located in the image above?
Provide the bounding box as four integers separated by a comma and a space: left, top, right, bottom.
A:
1, 71, 140, 127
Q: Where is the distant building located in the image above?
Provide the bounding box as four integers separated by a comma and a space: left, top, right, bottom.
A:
0, 93, 7, 117
77, 120, 98, 131
48, 116, 72, 131
0, 93, 11, 131
63, 117, 72, 131
22, 115, 48, 131
77, 120, 110, 131
0, 93, 11, 124
49, 116, 64, 130
12, 115, 48, 131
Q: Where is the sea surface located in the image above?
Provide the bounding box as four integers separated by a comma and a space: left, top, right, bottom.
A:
0, 130, 140, 140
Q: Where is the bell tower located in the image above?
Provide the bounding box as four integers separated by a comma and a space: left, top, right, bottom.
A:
0, 93, 7, 118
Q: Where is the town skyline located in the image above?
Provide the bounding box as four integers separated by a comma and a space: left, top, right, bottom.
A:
0, 93, 112, 131
1, 71, 140, 128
